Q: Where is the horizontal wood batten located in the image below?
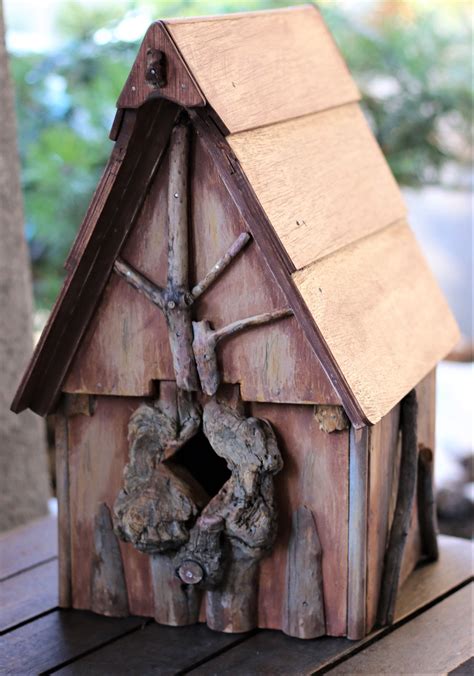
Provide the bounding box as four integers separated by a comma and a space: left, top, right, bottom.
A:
293, 221, 459, 424
166, 5, 359, 134
228, 102, 406, 270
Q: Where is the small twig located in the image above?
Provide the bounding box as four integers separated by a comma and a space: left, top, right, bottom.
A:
167, 120, 190, 288
214, 308, 293, 341
192, 308, 293, 396
417, 445, 439, 562
191, 233, 251, 300
114, 258, 165, 309
377, 389, 418, 627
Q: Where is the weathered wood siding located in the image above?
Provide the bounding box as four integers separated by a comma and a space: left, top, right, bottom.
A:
64, 132, 337, 406
366, 369, 437, 633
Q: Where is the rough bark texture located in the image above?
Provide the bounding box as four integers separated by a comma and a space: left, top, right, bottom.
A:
113, 400, 207, 553
314, 405, 350, 433
112, 116, 285, 631
377, 389, 418, 627
192, 308, 292, 396
91, 503, 129, 617
282, 506, 326, 639
0, 2, 50, 531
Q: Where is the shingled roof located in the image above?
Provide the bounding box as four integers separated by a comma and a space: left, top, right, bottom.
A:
12, 5, 459, 426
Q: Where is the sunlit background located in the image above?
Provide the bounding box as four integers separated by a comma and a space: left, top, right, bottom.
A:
4, 0, 473, 535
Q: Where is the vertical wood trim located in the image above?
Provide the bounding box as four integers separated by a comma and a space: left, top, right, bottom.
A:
54, 411, 71, 607
347, 425, 369, 639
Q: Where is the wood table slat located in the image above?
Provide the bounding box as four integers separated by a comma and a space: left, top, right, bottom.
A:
56, 623, 250, 675
0, 559, 58, 633
188, 536, 473, 675
0, 515, 57, 580
328, 585, 473, 674
0, 610, 145, 675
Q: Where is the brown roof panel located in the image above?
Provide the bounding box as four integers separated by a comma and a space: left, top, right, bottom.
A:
165, 5, 360, 134
228, 102, 406, 270
293, 220, 460, 424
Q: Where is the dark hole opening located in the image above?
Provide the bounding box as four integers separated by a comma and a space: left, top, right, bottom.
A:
170, 427, 231, 498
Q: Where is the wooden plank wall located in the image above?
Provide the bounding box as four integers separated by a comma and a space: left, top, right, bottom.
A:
67, 396, 154, 618
365, 369, 437, 633
64, 131, 338, 406
66, 395, 350, 636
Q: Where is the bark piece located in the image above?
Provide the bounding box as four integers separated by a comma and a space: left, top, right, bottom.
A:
151, 553, 201, 626
314, 405, 349, 433
192, 308, 292, 396
377, 389, 418, 627
91, 503, 129, 617
113, 400, 207, 554
282, 506, 326, 639
417, 445, 439, 562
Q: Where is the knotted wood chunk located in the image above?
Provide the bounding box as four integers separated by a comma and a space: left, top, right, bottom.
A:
91, 503, 129, 617
282, 506, 326, 639
113, 400, 207, 554
174, 399, 284, 632
314, 405, 349, 433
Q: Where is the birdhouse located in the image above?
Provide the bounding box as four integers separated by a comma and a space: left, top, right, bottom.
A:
12, 6, 459, 640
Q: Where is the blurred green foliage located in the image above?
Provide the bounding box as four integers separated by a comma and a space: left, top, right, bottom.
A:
9, 0, 473, 309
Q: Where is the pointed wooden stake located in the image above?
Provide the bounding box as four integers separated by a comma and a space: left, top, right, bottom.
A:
282, 506, 326, 639
91, 503, 129, 617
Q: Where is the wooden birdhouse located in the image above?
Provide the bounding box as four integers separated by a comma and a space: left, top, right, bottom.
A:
12, 6, 459, 640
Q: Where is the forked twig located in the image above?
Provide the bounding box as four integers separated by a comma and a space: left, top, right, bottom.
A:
192, 308, 293, 396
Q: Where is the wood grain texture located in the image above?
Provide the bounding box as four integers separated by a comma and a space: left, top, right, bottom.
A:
64, 129, 339, 405
377, 390, 419, 627
0, 610, 144, 674
249, 402, 349, 636
12, 100, 179, 416
294, 221, 459, 424
63, 110, 136, 274
55, 621, 247, 675
192, 112, 365, 426
366, 403, 401, 632
190, 535, 473, 675
228, 103, 405, 269
330, 585, 473, 674
67, 396, 154, 618
0, 514, 57, 580
347, 427, 369, 640
166, 6, 359, 134
0, 559, 58, 632
282, 506, 325, 639
55, 411, 72, 607
116, 21, 205, 109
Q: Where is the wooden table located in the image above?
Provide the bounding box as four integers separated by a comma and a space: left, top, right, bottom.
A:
1, 516, 472, 675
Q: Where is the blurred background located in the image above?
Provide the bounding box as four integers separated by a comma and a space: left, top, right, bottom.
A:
2, 0, 473, 536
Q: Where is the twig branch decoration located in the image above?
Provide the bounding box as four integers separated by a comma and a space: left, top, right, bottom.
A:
192, 309, 293, 395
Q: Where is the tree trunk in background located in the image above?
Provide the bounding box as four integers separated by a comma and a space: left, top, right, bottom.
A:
0, 1, 50, 531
